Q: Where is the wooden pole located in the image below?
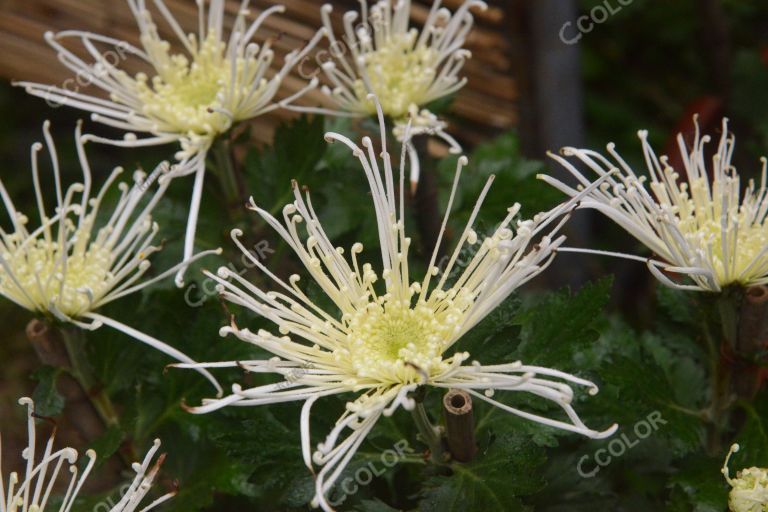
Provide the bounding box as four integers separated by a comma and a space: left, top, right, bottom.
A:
511, 0, 590, 287
442, 389, 477, 463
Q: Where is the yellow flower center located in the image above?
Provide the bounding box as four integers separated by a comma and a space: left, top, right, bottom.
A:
354, 32, 439, 118
0, 236, 113, 317
660, 177, 768, 285
728, 467, 768, 512
342, 288, 471, 384
130, 33, 266, 137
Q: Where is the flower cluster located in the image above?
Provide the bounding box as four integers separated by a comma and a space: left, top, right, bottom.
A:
14, 0, 765, 509
1, 397, 173, 512
177, 101, 617, 511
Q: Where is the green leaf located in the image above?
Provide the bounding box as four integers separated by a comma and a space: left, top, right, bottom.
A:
84, 425, 124, 469
733, 393, 768, 468
246, 115, 327, 212
164, 452, 258, 512
641, 330, 707, 411
515, 278, 613, 368
452, 131, 559, 221
355, 499, 401, 512
668, 454, 729, 512
596, 353, 704, 455
209, 407, 315, 507
418, 425, 545, 512
457, 276, 612, 374
471, 132, 537, 179
453, 292, 521, 363
31, 366, 65, 417
656, 286, 697, 327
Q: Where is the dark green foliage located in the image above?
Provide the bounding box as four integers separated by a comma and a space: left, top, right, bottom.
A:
85, 425, 125, 469
31, 366, 66, 417
514, 278, 612, 368
246, 114, 327, 210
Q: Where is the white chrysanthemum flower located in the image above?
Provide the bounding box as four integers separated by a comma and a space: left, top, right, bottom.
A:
178, 100, 617, 511
1, 397, 173, 512
18, 0, 324, 286
722, 443, 768, 512
297, 0, 483, 186
542, 118, 768, 292
316, 0, 483, 118
0, 122, 221, 394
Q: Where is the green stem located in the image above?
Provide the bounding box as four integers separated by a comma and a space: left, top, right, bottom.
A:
210, 137, 245, 219
699, 290, 742, 454
59, 326, 119, 427
699, 303, 725, 454
411, 401, 445, 464
268, 190, 297, 217
664, 402, 707, 419
717, 287, 741, 350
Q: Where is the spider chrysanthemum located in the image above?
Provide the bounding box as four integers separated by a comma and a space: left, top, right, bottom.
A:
1, 397, 173, 512
299, 0, 484, 186
542, 118, 768, 292
0, 122, 221, 393
18, 0, 324, 285
317, 0, 483, 117
178, 100, 617, 511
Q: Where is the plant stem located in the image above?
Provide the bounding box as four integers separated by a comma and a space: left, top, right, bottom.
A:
717, 287, 741, 350
26, 319, 105, 440
58, 326, 119, 427
700, 306, 727, 454
699, 289, 742, 454
411, 401, 445, 464
210, 137, 246, 220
